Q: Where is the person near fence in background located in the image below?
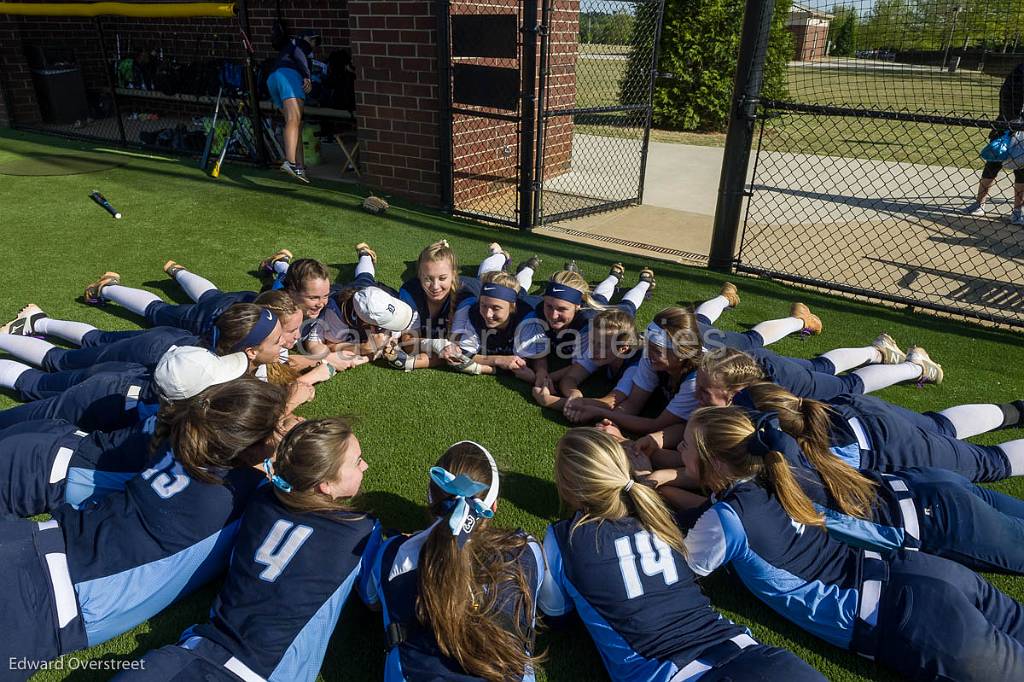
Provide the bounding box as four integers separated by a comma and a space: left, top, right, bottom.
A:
267, 29, 321, 184
965, 61, 1024, 224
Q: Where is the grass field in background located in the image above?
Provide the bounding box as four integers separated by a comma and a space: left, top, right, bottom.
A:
1, 130, 1022, 681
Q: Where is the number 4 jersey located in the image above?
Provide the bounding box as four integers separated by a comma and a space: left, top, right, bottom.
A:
539, 514, 751, 682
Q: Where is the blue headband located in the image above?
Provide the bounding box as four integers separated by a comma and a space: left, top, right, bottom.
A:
544, 281, 583, 305
264, 458, 293, 493
228, 308, 278, 353
430, 462, 496, 548
748, 412, 789, 459
480, 282, 519, 304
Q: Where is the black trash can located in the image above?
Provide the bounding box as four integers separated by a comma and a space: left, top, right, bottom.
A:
31, 66, 90, 124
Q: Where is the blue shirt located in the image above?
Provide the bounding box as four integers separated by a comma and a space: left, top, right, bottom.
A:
683, 480, 865, 650
539, 514, 749, 682
188, 486, 381, 681
51, 455, 266, 646
366, 522, 544, 681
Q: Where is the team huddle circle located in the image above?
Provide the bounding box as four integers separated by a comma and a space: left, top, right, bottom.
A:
0, 238, 1022, 682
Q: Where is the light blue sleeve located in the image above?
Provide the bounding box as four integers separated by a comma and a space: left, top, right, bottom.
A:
538, 525, 574, 617
631, 357, 659, 392
451, 305, 480, 356
664, 372, 698, 419
515, 317, 551, 359
683, 502, 747, 577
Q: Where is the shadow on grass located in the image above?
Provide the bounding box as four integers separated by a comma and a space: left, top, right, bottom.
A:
359, 489, 428, 535
501, 470, 560, 521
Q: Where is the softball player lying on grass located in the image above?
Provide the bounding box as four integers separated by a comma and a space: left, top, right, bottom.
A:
120, 418, 381, 682
672, 407, 1024, 682
366, 440, 545, 681
565, 313, 938, 435
539, 427, 826, 682
0, 378, 288, 680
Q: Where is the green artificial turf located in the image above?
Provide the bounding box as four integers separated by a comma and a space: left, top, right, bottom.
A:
1, 129, 1022, 681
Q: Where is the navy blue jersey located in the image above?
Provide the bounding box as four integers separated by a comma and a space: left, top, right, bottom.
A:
540, 515, 750, 682
146, 290, 258, 336
0, 419, 154, 517
452, 298, 547, 358
685, 480, 865, 649
752, 419, 912, 553
50, 455, 266, 647
367, 523, 544, 681
185, 486, 381, 681
399, 277, 477, 339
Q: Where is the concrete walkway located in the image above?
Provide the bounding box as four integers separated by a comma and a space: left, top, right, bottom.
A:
536, 134, 1024, 322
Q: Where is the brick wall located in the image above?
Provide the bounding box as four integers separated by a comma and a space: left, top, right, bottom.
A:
347, 0, 441, 207
0, 0, 581, 213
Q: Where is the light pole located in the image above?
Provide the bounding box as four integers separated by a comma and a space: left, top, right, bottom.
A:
942, 4, 965, 69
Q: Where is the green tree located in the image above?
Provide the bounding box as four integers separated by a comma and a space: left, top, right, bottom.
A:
829, 6, 858, 56
621, 0, 793, 131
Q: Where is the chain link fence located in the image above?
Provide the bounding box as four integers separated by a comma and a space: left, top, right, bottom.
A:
739, 0, 1024, 327
442, 0, 665, 228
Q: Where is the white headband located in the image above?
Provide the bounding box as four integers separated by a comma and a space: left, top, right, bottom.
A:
645, 322, 673, 350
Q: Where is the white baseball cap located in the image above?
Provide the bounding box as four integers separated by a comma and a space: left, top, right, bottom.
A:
154, 345, 250, 400
353, 287, 414, 332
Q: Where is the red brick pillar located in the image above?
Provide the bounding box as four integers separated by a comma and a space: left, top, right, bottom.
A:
348, 0, 441, 206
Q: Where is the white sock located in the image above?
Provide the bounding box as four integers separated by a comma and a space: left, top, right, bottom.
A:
273, 260, 289, 275
478, 252, 506, 277
820, 346, 882, 374
355, 255, 375, 278
998, 439, 1024, 476
0, 358, 30, 390
750, 316, 803, 346
174, 271, 218, 303
516, 267, 534, 291
621, 281, 650, 312
940, 404, 1006, 439
0, 334, 57, 366
33, 318, 96, 346
102, 284, 163, 316
696, 295, 731, 324
593, 275, 617, 302
853, 361, 921, 394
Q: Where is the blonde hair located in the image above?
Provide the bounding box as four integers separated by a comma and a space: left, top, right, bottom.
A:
548, 270, 605, 310
699, 348, 766, 393
744, 384, 877, 519
417, 443, 541, 681
481, 270, 521, 293
255, 290, 300, 319
588, 309, 640, 356
650, 306, 703, 376
418, 239, 461, 311
689, 406, 823, 526
271, 418, 362, 515
554, 428, 685, 557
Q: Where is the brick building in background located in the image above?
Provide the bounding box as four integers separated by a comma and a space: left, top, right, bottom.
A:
787, 3, 832, 61
0, 0, 581, 210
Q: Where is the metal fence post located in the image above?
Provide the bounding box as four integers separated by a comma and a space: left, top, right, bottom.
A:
237, 0, 269, 164
708, 0, 775, 271
518, 0, 540, 231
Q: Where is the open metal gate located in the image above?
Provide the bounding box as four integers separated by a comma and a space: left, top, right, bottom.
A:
439, 0, 665, 229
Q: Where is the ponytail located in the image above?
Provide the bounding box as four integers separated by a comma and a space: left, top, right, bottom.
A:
417, 442, 540, 681
554, 428, 685, 557
698, 347, 766, 393
762, 450, 825, 526
745, 384, 876, 519
689, 406, 825, 527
